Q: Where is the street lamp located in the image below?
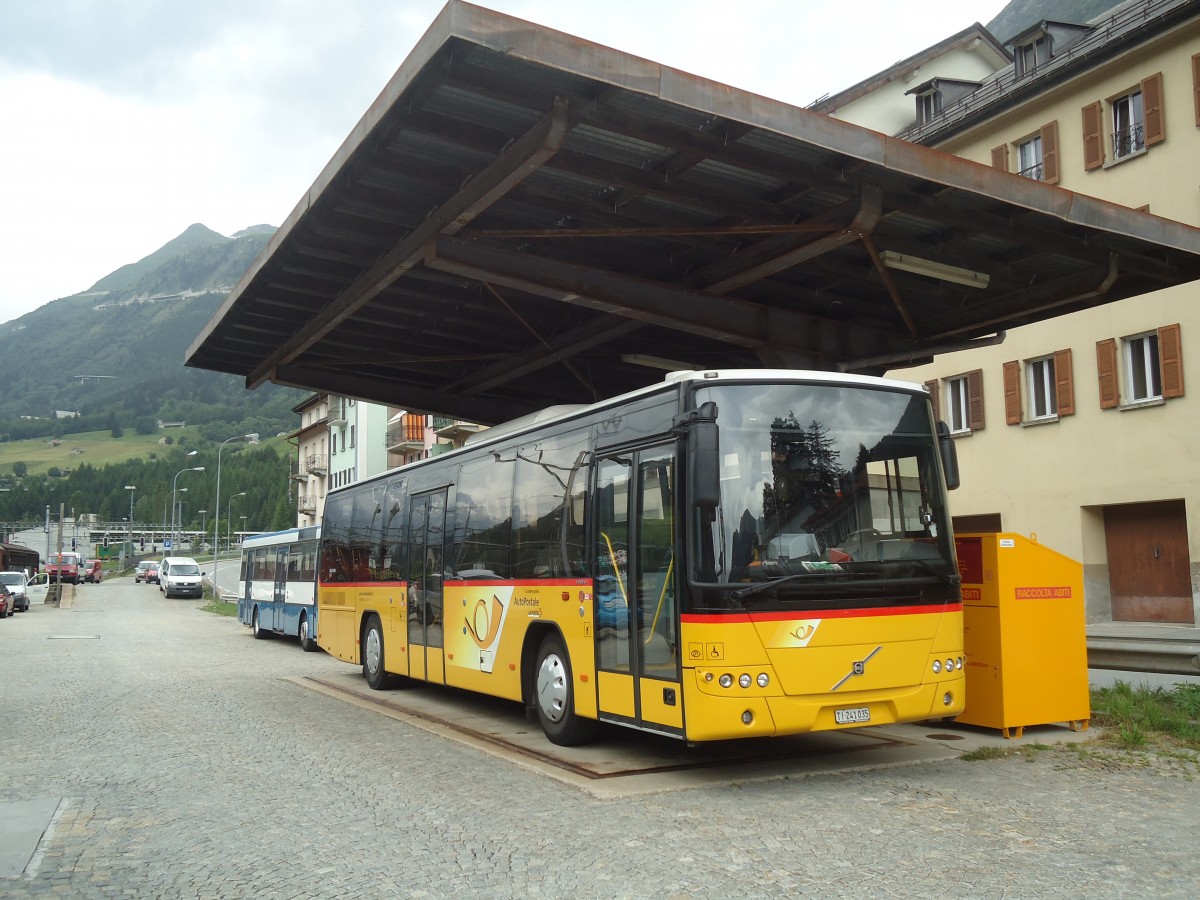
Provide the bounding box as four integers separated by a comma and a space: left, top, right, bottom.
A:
226, 491, 247, 561
170, 489, 188, 546
198, 510, 208, 549
125, 485, 136, 560
171, 466, 205, 549
213, 433, 259, 590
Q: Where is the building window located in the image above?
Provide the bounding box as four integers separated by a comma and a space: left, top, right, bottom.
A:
1026, 356, 1057, 419
1111, 89, 1145, 159
350, 425, 356, 449
915, 89, 942, 125
1004, 350, 1074, 425
1125, 332, 1162, 402
1096, 324, 1184, 409
993, 122, 1058, 184
1014, 34, 1050, 78
944, 370, 984, 434
1084, 74, 1164, 170
1017, 135, 1043, 180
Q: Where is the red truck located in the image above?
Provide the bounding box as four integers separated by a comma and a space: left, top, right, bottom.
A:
45, 552, 83, 584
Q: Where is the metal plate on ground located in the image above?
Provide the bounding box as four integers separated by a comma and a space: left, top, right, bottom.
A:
297, 674, 964, 797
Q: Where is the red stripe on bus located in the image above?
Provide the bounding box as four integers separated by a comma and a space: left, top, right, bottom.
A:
318, 578, 592, 589
681, 603, 961, 624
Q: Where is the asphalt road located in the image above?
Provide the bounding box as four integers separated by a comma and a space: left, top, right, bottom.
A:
2, 577, 1198, 898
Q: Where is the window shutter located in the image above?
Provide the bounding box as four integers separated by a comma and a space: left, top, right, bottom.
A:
1054, 348, 1075, 416
1082, 101, 1104, 170
1002, 361, 1022, 425
1096, 338, 1119, 409
1193, 53, 1200, 127
1142, 72, 1165, 147
1159, 323, 1184, 398
925, 379, 941, 420
991, 144, 1009, 171
1040, 121, 1060, 184
967, 369, 985, 430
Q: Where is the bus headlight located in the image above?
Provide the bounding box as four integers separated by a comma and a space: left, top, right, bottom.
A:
719, 674, 733, 688
756, 673, 770, 688
738, 673, 752, 689
741, 710, 754, 725
932, 660, 942, 674
943, 692, 954, 707
956, 657, 964, 670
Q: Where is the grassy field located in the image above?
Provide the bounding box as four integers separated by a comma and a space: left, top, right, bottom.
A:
1, 427, 206, 476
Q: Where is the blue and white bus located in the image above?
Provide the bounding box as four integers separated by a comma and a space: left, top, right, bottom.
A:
237, 526, 321, 651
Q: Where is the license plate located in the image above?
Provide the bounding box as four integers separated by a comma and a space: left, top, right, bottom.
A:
835, 706, 871, 725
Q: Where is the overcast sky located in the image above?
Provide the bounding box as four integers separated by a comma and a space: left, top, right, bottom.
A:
0, 0, 1003, 325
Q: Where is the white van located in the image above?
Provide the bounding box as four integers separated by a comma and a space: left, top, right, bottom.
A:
159, 556, 205, 599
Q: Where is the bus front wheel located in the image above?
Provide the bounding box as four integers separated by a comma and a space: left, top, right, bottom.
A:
363, 616, 391, 690
534, 634, 599, 746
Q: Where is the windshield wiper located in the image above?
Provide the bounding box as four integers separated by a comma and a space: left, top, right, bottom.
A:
905, 556, 961, 587
730, 569, 853, 602
729, 571, 955, 603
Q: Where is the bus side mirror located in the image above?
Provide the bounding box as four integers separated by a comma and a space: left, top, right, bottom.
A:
938, 421, 960, 491
688, 402, 721, 511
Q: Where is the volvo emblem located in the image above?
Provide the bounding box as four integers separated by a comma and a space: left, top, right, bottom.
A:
832, 646, 882, 691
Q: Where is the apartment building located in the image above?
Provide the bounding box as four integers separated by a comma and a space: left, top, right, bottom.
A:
815, 0, 1200, 625
292, 393, 487, 526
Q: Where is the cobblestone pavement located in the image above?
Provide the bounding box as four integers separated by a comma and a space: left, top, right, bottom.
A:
2, 578, 1198, 898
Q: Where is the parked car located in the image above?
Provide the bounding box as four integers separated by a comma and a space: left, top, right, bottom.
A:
45, 552, 83, 584
83, 559, 103, 583
146, 562, 160, 585
0, 571, 31, 612
159, 556, 204, 599
135, 561, 155, 583
0, 583, 12, 618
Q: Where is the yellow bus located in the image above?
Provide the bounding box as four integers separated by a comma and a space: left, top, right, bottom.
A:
317, 369, 965, 745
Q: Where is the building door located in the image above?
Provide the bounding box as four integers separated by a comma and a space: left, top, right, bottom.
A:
1104, 500, 1193, 624
593, 444, 682, 736
407, 489, 447, 682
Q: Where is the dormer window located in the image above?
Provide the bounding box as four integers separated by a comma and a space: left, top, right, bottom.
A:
906, 78, 980, 128
915, 89, 942, 125
1014, 33, 1051, 77
1007, 20, 1088, 81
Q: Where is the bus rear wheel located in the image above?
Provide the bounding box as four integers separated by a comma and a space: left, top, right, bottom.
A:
252, 608, 269, 640
298, 613, 317, 652
534, 633, 599, 746
362, 615, 391, 690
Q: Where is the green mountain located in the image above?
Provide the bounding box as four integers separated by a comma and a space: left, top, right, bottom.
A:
0, 225, 305, 441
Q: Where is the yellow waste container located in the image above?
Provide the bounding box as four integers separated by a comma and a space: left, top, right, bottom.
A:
954, 532, 1090, 738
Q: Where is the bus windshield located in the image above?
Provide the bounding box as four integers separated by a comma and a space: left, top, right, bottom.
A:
694, 381, 957, 601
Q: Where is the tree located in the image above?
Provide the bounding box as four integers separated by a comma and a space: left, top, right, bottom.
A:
12, 461, 27, 477
111, 426, 124, 438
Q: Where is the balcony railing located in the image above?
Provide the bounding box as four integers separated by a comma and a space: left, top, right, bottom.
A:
386, 415, 426, 451
297, 496, 317, 516
305, 454, 328, 475
1017, 161, 1044, 180
1112, 123, 1145, 159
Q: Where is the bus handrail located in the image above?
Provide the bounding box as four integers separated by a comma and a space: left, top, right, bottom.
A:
599, 531, 629, 609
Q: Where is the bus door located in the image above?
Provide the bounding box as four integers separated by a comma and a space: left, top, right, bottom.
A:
273, 546, 291, 633
407, 489, 447, 684
594, 444, 681, 736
